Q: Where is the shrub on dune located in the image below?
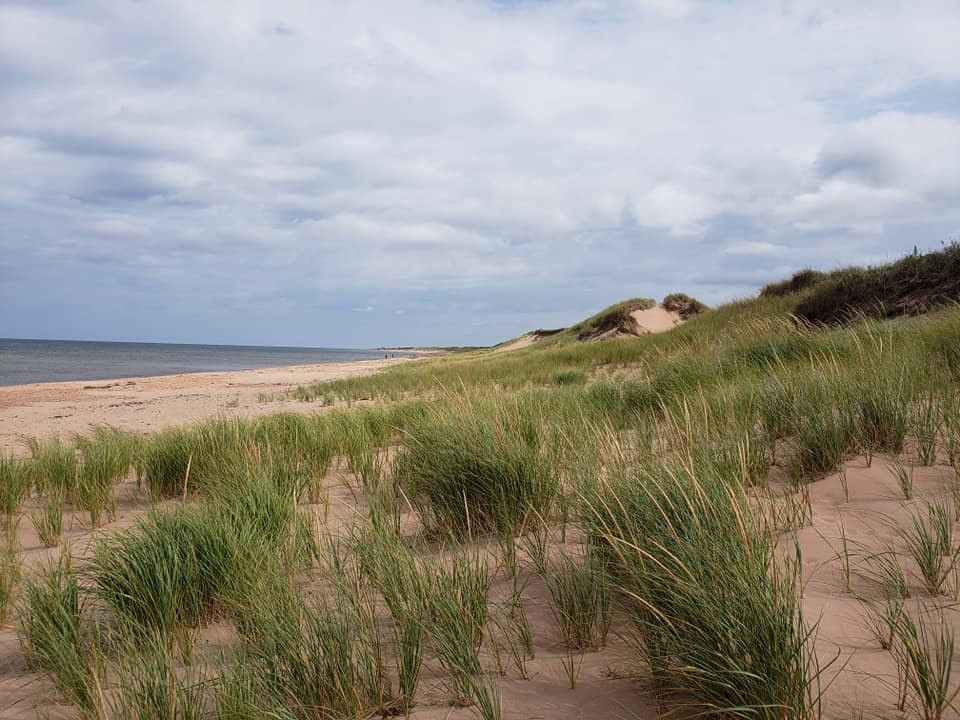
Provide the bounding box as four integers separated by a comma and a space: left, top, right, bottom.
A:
662, 292, 709, 319
759, 269, 826, 298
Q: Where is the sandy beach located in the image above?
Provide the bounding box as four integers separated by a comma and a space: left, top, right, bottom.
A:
0, 357, 419, 455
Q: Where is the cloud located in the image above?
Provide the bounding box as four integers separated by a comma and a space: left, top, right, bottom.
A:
782, 112, 960, 232
722, 242, 787, 257
1, 0, 959, 346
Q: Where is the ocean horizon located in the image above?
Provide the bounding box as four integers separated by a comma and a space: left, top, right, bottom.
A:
0, 338, 408, 387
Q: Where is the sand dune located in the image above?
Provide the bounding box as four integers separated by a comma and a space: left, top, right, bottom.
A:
629, 305, 682, 334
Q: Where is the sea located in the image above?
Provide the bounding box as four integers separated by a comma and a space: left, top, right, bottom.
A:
0, 338, 408, 387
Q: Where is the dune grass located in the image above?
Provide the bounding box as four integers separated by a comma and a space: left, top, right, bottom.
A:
428, 548, 493, 708
893, 607, 960, 720
18, 555, 105, 717
533, 543, 611, 651
662, 292, 709, 318
12, 247, 960, 719
900, 500, 960, 596
352, 527, 429, 714
76, 440, 126, 526
108, 629, 206, 720
795, 242, 960, 324
580, 459, 825, 718
222, 560, 389, 719
87, 473, 303, 639
31, 489, 64, 547
0, 453, 33, 528
393, 394, 560, 538
0, 541, 20, 624
25, 436, 77, 500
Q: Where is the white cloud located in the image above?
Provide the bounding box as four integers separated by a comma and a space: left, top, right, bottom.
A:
633, 184, 717, 237
722, 242, 787, 257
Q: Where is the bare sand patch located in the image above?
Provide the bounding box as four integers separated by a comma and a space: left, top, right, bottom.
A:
494, 334, 539, 353
0, 358, 413, 454
787, 455, 960, 718
629, 305, 682, 334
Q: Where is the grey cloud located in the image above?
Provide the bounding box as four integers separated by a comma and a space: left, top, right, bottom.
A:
816, 147, 896, 187
29, 128, 177, 160
71, 170, 177, 204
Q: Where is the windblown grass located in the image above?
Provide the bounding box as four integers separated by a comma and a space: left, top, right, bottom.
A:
533, 543, 611, 651
900, 499, 959, 596
0, 541, 20, 624
580, 458, 825, 718
108, 629, 206, 720
76, 439, 127, 526
893, 607, 960, 720
31, 489, 64, 548
352, 527, 429, 714
428, 548, 492, 707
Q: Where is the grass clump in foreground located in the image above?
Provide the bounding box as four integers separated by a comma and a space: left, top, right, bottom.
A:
351, 527, 430, 715
18, 555, 104, 717
87, 474, 306, 640
109, 630, 205, 720
394, 394, 559, 538
581, 459, 825, 718
222, 567, 389, 720
528, 540, 611, 651
893, 607, 960, 720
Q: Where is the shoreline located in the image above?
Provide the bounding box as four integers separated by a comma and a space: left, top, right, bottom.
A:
0, 354, 430, 454
0, 344, 446, 390
0, 347, 445, 395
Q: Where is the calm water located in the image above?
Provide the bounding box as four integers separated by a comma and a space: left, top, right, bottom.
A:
0, 338, 407, 387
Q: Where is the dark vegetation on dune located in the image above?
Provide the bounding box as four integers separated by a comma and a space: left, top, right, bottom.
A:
661, 292, 709, 319
759, 269, 826, 298
760, 243, 960, 325
795, 243, 960, 324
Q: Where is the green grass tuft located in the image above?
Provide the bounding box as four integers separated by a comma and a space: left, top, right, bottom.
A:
394, 395, 559, 538
581, 460, 824, 717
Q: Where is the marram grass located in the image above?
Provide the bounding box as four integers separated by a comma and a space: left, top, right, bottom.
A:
11, 255, 960, 720
579, 458, 826, 719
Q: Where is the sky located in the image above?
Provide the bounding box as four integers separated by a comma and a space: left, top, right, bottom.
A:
1, 1, 959, 348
